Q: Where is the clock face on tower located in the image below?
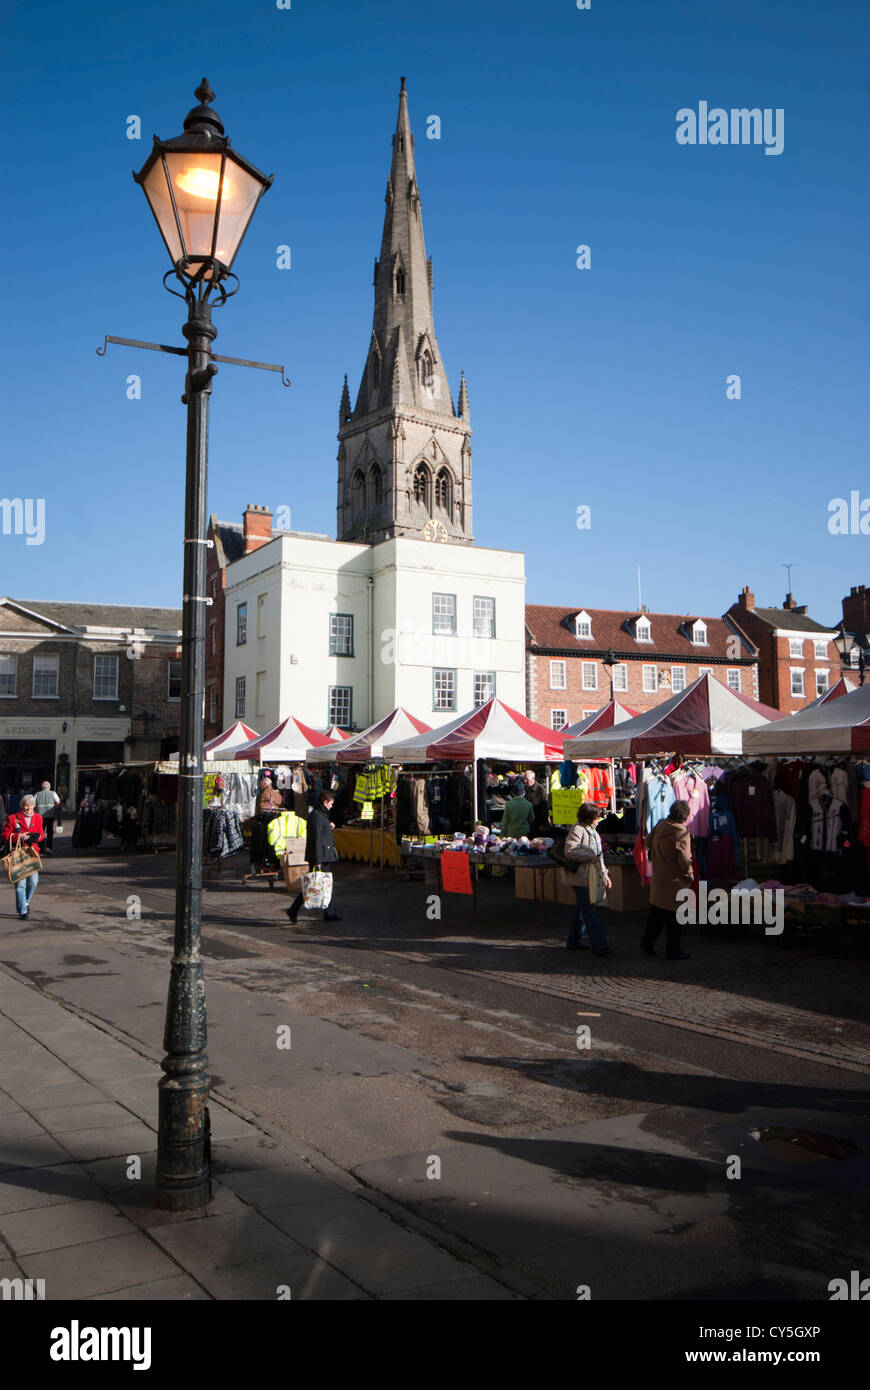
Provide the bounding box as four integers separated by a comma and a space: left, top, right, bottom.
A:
423, 519, 448, 543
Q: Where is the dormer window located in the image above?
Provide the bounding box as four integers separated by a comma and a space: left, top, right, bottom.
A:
692, 621, 707, 646
574, 611, 592, 640
636, 618, 652, 642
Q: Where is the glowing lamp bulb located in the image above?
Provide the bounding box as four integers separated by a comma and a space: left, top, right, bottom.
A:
176, 166, 230, 200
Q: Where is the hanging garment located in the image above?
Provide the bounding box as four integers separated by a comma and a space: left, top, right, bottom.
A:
809, 796, 849, 853
411, 777, 430, 834
771, 789, 797, 864
859, 785, 870, 848
558, 759, 577, 789
671, 771, 711, 838
807, 767, 829, 803
644, 773, 676, 834
729, 772, 776, 839
266, 810, 307, 859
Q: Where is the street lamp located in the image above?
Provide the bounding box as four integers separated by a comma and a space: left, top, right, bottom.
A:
602, 649, 617, 701
134, 80, 272, 1209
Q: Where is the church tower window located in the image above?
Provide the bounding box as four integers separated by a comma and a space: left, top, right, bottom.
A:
369, 464, 383, 506
395, 266, 406, 296
351, 470, 366, 519
435, 468, 451, 512
414, 464, 431, 513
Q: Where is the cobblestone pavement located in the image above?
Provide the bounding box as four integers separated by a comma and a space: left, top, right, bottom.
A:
23, 842, 870, 1075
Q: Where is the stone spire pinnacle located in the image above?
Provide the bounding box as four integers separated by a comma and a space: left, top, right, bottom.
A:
457, 370, 470, 422
339, 374, 351, 427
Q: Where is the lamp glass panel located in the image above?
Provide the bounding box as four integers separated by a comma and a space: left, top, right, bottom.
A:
162, 150, 263, 274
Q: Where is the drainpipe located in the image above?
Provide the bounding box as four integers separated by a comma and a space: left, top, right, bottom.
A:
367, 576, 374, 726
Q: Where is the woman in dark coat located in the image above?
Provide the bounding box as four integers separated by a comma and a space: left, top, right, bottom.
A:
286, 792, 340, 923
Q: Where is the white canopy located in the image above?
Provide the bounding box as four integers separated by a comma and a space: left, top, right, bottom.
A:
742, 680, 870, 755
168, 720, 258, 762
233, 716, 336, 763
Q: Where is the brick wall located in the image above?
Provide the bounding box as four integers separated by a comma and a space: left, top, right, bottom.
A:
527, 652, 757, 729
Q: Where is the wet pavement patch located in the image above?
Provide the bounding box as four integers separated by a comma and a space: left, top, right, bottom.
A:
751, 1127, 862, 1163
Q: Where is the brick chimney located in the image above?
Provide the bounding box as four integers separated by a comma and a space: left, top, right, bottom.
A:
243, 504, 273, 554
843, 584, 870, 633
737, 586, 755, 612
783, 592, 797, 610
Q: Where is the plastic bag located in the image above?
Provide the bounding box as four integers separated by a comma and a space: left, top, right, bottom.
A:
302, 870, 333, 909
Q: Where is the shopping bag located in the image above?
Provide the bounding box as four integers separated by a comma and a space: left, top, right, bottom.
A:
588, 860, 608, 905
302, 870, 333, 909
4, 836, 40, 884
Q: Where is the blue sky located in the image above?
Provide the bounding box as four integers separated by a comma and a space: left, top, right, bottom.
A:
1, 0, 867, 627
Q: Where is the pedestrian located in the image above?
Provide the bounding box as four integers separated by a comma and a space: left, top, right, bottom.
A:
286, 791, 340, 924
34, 781, 60, 854
500, 790, 535, 838
523, 768, 549, 831
559, 802, 612, 956
641, 799, 693, 960
3, 793, 45, 919
257, 774, 283, 812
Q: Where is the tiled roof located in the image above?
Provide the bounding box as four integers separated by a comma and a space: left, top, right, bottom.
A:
213, 522, 245, 565
10, 599, 181, 631
748, 606, 836, 635
526, 605, 754, 660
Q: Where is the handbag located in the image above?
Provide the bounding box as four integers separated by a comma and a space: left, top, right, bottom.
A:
5, 835, 40, 884
302, 869, 333, 909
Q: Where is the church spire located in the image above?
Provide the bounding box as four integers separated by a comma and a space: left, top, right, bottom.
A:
457, 370, 470, 422
350, 77, 453, 419
336, 81, 473, 547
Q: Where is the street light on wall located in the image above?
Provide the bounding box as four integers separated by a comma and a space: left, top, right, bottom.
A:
133, 80, 272, 1211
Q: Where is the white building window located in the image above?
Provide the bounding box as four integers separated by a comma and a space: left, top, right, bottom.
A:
167, 659, 181, 701
329, 614, 354, 656
699, 667, 714, 678
237, 603, 247, 645
93, 655, 118, 701
433, 668, 456, 711
581, 662, 598, 691
575, 611, 592, 639
813, 640, 827, 660
642, 665, 657, 692
850, 647, 861, 668
815, 669, 829, 697
208, 683, 217, 724
727, 669, 741, 692
612, 663, 628, 692
474, 672, 495, 707
790, 668, 804, 697
329, 686, 352, 727
235, 675, 246, 718
636, 619, 652, 642
691, 622, 707, 646
582, 709, 597, 719
549, 660, 567, 690
0, 654, 17, 697
551, 709, 567, 731
788, 638, 803, 658
671, 667, 686, 693
433, 593, 456, 635
473, 596, 495, 638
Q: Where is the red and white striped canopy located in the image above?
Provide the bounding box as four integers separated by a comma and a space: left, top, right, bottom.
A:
325, 725, 351, 740
383, 697, 566, 763
800, 676, 857, 711
310, 708, 433, 764
203, 720, 259, 759
564, 673, 784, 758
233, 716, 335, 763
561, 700, 641, 738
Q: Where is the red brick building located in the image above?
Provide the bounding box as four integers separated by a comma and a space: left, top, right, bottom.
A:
526, 606, 758, 730
724, 587, 838, 714
835, 584, 870, 682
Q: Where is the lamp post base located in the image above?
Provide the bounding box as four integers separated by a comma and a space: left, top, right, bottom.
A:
156, 1077, 211, 1210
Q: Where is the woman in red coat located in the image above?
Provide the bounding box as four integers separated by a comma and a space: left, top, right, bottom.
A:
3, 794, 45, 918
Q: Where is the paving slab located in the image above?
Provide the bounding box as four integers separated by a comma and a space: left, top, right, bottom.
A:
0, 1163, 106, 1215
90, 1274, 212, 1301
146, 1210, 305, 1273
29, 1101, 135, 1133
220, 1163, 341, 1211
381, 1274, 520, 1300
0, 1197, 134, 1256
265, 1195, 480, 1294
0, 1135, 77, 1172
197, 1251, 368, 1300
18, 1232, 182, 1300
55, 1122, 157, 1163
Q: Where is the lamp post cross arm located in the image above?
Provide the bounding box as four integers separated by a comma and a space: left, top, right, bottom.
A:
96, 334, 291, 386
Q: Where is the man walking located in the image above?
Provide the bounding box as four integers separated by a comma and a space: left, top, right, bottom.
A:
286, 791, 341, 924
641, 799, 693, 960
34, 781, 60, 855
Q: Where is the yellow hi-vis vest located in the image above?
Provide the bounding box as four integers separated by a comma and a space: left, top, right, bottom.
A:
266, 811, 307, 857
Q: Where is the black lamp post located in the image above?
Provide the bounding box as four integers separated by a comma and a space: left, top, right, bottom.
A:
602, 650, 617, 701
134, 80, 272, 1209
